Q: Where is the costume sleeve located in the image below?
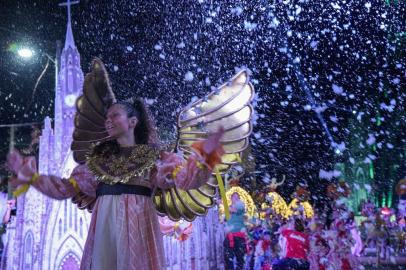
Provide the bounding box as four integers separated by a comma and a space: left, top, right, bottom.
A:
153, 128, 225, 191
151, 151, 212, 191
172, 151, 214, 190
32, 164, 97, 200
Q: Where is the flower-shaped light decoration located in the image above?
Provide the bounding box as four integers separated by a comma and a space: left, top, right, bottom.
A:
158, 216, 193, 242
260, 192, 289, 219
260, 175, 288, 219
287, 198, 314, 219
219, 186, 257, 219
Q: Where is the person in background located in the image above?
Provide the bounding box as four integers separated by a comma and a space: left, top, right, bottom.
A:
347, 212, 363, 257
224, 192, 247, 270
308, 217, 329, 270
0, 190, 15, 263
0, 191, 7, 257
2, 200, 15, 225
272, 218, 310, 270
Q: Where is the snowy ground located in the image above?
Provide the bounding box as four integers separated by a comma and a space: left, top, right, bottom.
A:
360, 255, 406, 269
363, 265, 405, 270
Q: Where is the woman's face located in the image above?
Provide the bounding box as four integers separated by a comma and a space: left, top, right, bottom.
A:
231, 192, 240, 203
105, 104, 137, 138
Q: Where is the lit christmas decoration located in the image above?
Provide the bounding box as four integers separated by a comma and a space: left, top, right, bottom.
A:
260, 175, 289, 219
260, 191, 289, 219
219, 186, 257, 219
287, 198, 314, 219
158, 216, 193, 242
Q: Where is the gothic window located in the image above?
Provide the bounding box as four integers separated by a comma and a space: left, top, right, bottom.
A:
59, 218, 62, 239
64, 200, 67, 232
69, 200, 72, 228
354, 167, 368, 213
59, 253, 80, 270
21, 231, 34, 270
79, 217, 83, 238
68, 71, 74, 94
355, 167, 366, 184
74, 207, 77, 232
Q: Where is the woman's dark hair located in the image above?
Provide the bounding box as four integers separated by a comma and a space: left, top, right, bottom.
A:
294, 218, 305, 232
91, 98, 159, 157
114, 99, 158, 145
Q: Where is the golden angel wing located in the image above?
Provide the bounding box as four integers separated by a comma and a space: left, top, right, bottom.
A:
153, 69, 255, 221
177, 69, 254, 170
71, 58, 116, 164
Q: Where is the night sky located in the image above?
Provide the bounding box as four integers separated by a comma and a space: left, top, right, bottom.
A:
0, 0, 405, 207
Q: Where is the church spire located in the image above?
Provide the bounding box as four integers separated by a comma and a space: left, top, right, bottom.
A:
59, 0, 79, 50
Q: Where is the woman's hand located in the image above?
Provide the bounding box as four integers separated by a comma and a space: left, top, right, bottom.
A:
17, 156, 37, 182
190, 127, 225, 170
6, 150, 37, 184
6, 149, 24, 175
6, 200, 15, 210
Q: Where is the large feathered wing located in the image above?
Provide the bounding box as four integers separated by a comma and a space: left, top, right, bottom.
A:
152, 69, 255, 221
70, 58, 116, 211
71, 58, 115, 164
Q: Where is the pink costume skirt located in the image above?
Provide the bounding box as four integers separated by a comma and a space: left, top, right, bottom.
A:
79, 194, 165, 270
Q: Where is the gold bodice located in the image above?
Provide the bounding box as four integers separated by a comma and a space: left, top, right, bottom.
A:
86, 144, 160, 187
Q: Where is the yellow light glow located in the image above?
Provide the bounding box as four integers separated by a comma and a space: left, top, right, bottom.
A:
260, 192, 289, 219
287, 198, 314, 218
219, 186, 257, 219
